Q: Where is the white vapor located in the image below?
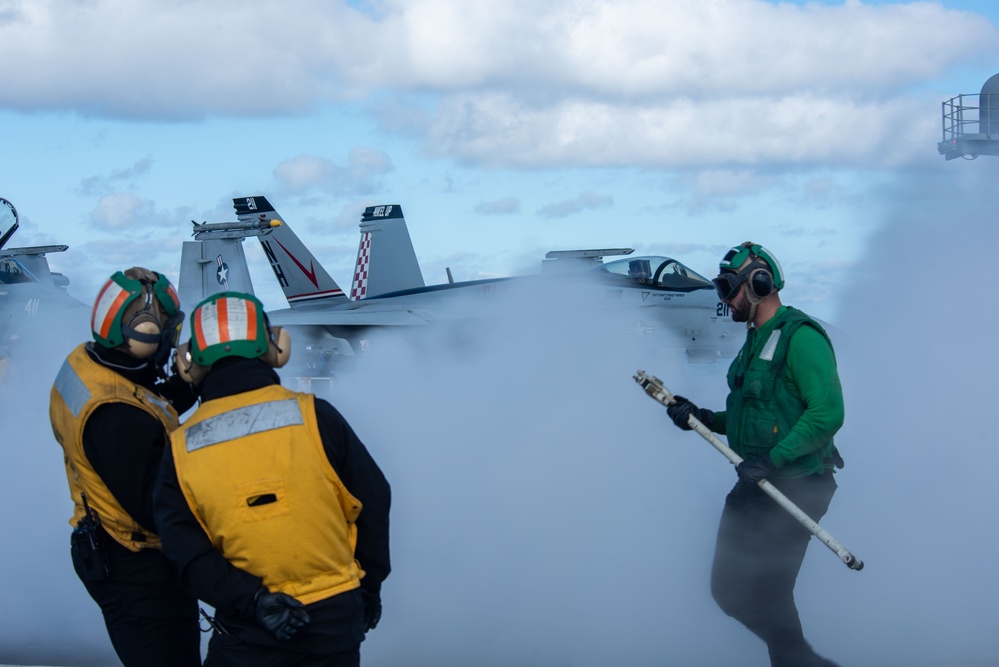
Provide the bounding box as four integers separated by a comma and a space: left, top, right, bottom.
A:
0, 322, 118, 666
4, 155, 999, 665
323, 296, 752, 666
805, 158, 999, 666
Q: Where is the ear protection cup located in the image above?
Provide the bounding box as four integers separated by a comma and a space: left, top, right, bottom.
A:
175, 341, 207, 386
124, 315, 162, 359
261, 326, 292, 369
748, 266, 774, 299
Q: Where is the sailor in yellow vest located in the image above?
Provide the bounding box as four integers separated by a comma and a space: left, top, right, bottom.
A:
49, 267, 201, 667
154, 292, 391, 667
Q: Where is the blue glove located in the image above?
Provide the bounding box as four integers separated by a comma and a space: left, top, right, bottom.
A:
253, 589, 310, 641
736, 455, 777, 484
666, 395, 714, 431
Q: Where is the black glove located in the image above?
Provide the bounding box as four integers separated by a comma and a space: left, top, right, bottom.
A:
253, 589, 311, 641
361, 588, 382, 632
736, 455, 777, 484
666, 395, 714, 431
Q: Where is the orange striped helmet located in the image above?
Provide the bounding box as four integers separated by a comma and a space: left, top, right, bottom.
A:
91, 268, 181, 352
188, 292, 269, 366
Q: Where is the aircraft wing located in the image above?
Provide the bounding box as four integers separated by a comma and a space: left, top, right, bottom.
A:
266, 306, 431, 328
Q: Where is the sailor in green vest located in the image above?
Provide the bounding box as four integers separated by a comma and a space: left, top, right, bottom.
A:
666, 242, 844, 667
154, 292, 391, 667
49, 267, 200, 666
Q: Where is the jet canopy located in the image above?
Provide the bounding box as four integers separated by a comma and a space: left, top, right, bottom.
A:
0, 257, 38, 285
0, 197, 18, 251
594, 256, 712, 292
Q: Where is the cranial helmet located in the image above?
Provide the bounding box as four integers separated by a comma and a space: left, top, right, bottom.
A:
713, 242, 785, 302
175, 291, 290, 385
91, 267, 183, 361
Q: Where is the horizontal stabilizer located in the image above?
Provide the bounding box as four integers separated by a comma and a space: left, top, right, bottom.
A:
542, 248, 634, 273
0, 244, 69, 258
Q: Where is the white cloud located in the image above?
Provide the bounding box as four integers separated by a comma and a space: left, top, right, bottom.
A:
78, 196, 198, 299
424, 92, 944, 168
345, 147, 393, 186
676, 169, 777, 213
274, 156, 338, 192
537, 190, 614, 218
273, 147, 393, 196
87, 193, 151, 230
78, 156, 154, 196
475, 196, 521, 215
352, 0, 993, 96
0, 0, 995, 169
3, 1, 991, 102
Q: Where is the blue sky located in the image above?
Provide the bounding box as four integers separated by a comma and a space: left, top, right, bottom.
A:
2, 0, 999, 323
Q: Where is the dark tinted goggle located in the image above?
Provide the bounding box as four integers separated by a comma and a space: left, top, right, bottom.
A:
712, 271, 747, 301
162, 309, 185, 348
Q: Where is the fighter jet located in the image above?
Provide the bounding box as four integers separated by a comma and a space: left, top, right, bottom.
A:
0, 197, 88, 340
177, 196, 743, 375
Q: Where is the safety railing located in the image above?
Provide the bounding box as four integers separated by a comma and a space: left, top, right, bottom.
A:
941, 93, 999, 141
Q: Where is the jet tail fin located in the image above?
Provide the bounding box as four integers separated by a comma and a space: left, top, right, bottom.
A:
178, 229, 257, 314
350, 205, 425, 300
234, 196, 348, 310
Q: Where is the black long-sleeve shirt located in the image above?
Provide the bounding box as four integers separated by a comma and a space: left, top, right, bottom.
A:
72, 344, 200, 617
153, 358, 392, 652
81, 343, 197, 533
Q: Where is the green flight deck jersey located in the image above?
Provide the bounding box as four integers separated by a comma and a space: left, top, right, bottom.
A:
711, 306, 844, 479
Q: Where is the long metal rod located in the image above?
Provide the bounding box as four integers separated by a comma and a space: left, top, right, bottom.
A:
633, 370, 864, 571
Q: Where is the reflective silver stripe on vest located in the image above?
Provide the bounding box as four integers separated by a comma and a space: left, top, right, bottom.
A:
186, 399, 303, 452
143, 393, 174, 424
759, 329, 781, 362
53, 360, 91, 418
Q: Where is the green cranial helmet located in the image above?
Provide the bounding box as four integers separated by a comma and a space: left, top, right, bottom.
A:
718, 242, 785, 291
188, 292, 271, 367
90, 268, 182, 354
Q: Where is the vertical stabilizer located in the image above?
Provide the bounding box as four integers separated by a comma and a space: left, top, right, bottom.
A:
178, 236, 256, 314
350, 205, 425, 300
234, 196, 348, 309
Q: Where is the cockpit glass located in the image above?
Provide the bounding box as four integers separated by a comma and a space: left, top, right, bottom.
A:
0, 258, 36, 285
0, 198, 17, 251
0, 203, 14, 232
597, 256, 712, 292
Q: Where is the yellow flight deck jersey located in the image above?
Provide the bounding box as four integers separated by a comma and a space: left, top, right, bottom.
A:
170, 384, 364, 606
50, 343, 178, 551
